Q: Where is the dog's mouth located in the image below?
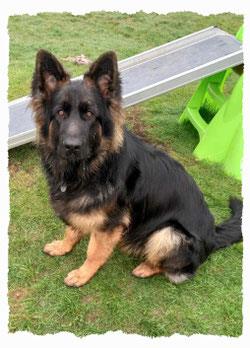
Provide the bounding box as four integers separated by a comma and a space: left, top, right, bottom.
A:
55, 150, 91, 180
65, 152, 81, 162
64, 152, 91, 163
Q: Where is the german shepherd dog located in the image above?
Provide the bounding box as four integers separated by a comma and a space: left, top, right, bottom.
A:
30, 50, 242, 287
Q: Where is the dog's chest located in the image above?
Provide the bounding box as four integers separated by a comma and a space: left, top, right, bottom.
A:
68, 183, 115, 210
50, 183, 115, 223
67, 210, 107, 234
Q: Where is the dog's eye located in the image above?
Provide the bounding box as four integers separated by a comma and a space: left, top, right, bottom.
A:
86, 111, 93, 117
58, 110, 65, 117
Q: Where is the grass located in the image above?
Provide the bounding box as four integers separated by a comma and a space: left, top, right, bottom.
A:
8, 11, 243, 337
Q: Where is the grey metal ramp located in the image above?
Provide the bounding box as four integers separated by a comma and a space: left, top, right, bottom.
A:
8, 26, 243, 149
9, 97, 35, 148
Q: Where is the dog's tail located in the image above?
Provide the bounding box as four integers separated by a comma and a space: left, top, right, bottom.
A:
213, 197, 243, 251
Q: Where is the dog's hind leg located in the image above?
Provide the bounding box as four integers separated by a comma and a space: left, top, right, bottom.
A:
135, 226, 197, 283
132, 262, 163, 278
131, 227, 181, 279
43, 226, 84, 256
64, 226, 123, 287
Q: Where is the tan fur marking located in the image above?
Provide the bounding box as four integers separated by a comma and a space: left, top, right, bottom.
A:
68, 210, 107, 234
109, 102, 124, 151
43, 226, 83, 256
30, 77, 70, 146
119, 241, 143, 257
88, 103, 124, 176
144, 227, 184, 266
48, 122, 55, 149
121, 212, 131, 228
64, 226, 123, 287
69, 207, 130, 233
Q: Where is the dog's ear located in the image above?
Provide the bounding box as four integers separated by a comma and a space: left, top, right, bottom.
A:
85, 51, 121, 101
32, 50, 70, 99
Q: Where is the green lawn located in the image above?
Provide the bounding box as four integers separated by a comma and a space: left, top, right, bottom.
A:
8, 11, 243, 337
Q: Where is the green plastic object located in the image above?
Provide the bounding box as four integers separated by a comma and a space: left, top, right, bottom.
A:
194, 74, 243, 180
236, 24, 243, 42
178, 25, 243, 180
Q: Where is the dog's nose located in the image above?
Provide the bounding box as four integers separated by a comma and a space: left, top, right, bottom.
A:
65, 144, 81, 153
63, 138, 81, 154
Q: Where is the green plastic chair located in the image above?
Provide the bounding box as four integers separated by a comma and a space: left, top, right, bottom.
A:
178, 25, 243, 180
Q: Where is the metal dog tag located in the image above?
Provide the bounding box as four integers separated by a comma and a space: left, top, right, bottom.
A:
60, 184, 67, 193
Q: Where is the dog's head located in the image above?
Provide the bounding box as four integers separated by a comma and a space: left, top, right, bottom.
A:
31, 50, 123, 165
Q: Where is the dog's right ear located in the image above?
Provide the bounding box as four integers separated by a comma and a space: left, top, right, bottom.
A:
31, 50, 70, 99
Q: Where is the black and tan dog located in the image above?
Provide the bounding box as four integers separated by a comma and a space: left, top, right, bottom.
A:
30, 49, 242, 287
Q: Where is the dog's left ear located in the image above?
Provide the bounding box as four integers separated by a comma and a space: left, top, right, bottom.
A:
85, 51, 121, 100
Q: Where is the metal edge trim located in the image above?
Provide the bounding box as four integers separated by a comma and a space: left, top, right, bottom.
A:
122, 50, 243, 107
8, 129, 36, 149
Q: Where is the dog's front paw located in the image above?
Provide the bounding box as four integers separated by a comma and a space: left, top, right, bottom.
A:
64, 269, 90, 287
43, 240, 71, 256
